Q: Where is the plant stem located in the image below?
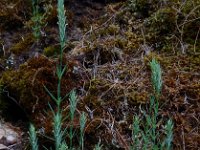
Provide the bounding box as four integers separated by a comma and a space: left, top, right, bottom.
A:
29, 124, 39, 150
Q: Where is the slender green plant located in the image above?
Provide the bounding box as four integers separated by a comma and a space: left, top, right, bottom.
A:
29, 0, 88, 149
60, 142, 69, 150
141, 131, 149, 150
29, 124, 39, 150
131, 58, 173, 150
150, 58, 162, 96
31, 0, 44, 41
68, 90, 78, 149
162, 119, 173, 150
146, 96, 159, 146
93, 142, 102, 150
45, 0, 68, 149
79, 112, 87, 150
131, 115, 140, 150
29, 0, 67, 149
57, 0, 67, 68
47, 0, 68, 149
53, 111, 65, 150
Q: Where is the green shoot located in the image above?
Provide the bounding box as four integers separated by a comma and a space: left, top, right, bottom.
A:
130, 58, 173, 150
31, 0, 43, 41
162, 119, 174, 150
94, 142, 102, 150
29, 124, 39, 150
150, 58, 162, 96
79, 112, 87, 150
131, 115, 140, 150
69, 90, 78, 149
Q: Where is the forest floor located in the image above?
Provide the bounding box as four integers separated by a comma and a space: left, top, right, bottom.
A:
0, 0, 200, 149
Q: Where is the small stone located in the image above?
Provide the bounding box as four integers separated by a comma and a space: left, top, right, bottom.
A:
0, 121, 21, 146
0, 144, 8, 150
6, 134, 17, 145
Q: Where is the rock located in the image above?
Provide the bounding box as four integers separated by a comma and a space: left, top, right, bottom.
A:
0, 121, 21, 147
0, 144, 8, 150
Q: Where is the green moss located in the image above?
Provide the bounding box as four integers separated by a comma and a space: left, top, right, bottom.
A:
43, 45, 60, 57
128, 0, 149, 16
9, 34, 35, 56
127, 90, 148, 105
114, 38, 128, 49
0, 56, 81, 129
97, 24, 120, 37
128, 0, 160, 18
144, 7, 176, 39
